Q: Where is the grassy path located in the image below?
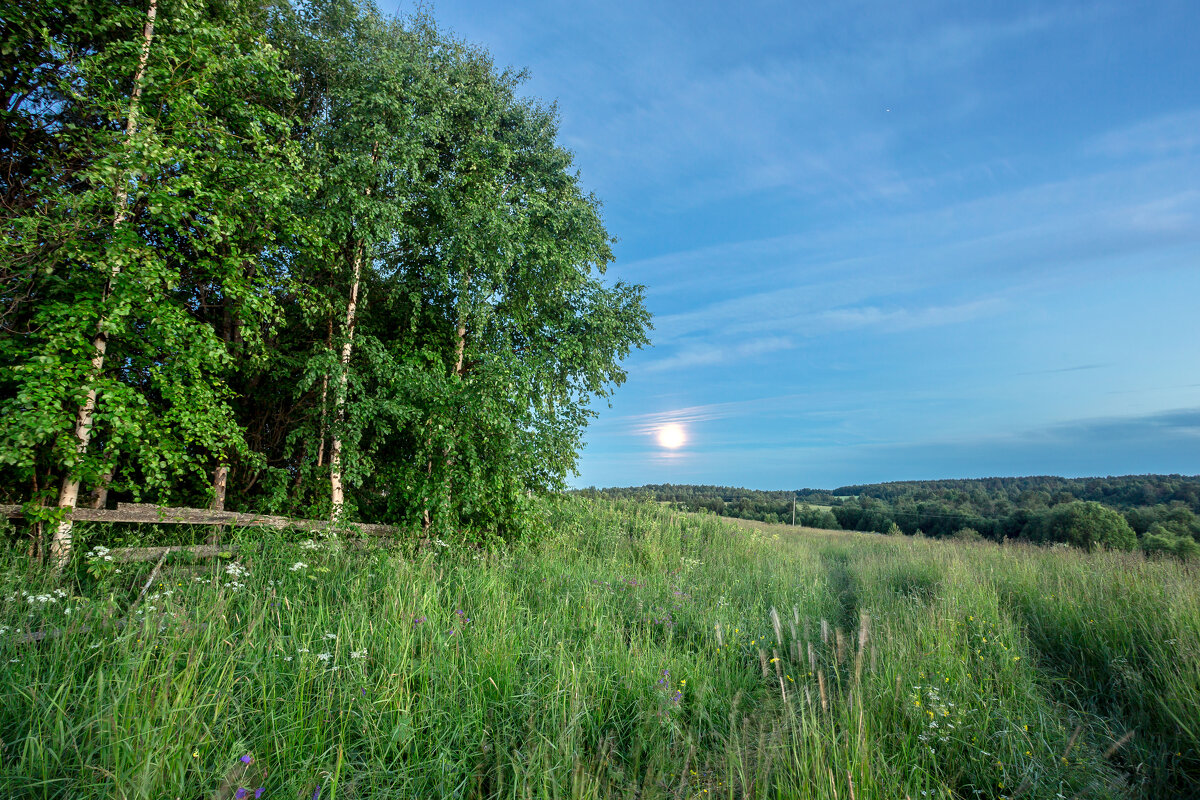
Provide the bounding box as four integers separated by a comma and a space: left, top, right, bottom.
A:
1, 500, 1197, 798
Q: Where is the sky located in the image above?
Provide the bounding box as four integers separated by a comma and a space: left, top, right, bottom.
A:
425, 0, 1200, 490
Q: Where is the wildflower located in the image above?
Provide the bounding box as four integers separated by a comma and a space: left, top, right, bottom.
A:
324, 633, 337, 640
350, 650, 367, 659
236, 790, 248, 799
193, 750, 200, 758
317, 652, 333, 661
290, 562, 308, 572
241, 755, 254, 764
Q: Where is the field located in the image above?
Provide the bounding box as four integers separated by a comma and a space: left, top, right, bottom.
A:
2, 500, 1198, 798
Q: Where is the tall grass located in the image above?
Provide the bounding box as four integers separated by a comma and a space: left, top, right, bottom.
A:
0, 499, 1195, 798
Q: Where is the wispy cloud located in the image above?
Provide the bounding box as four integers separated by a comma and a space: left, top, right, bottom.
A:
818, 299, 1006, 333
1086, 110, 1200, 159
1018, 363, 1108, 376
641, 336, 794, 374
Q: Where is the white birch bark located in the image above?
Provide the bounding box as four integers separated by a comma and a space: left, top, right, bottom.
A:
51, 0, 158, 570
329, 241, 363, 520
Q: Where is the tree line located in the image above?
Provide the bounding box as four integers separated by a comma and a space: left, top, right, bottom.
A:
582, 475, 1200, 557
1, 0, 651, 567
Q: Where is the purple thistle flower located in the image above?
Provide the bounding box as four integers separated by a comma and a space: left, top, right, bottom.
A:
240, 754, 253, 764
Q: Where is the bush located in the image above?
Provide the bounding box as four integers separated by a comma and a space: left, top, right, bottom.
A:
1142, 523, 1198, 560
952, 527, 983, 542
1030, 501, 1137, 551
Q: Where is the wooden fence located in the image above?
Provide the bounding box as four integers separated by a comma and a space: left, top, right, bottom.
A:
1, 502, 403, 562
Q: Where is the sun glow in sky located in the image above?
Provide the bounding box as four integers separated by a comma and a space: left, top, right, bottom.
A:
656, 423, 687, 450
437, 0, 1200, 488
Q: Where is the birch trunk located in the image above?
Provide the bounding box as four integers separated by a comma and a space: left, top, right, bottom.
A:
51, 0, 158, 570
86, 468, 112, 510
328, 144, 376, 522
210, 464, 228, 512
329, 240, 364, 520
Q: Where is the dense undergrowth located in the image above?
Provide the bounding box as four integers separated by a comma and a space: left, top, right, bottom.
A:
1, 499, 1197, 798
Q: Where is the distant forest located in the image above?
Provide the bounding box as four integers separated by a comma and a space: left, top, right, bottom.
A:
578, 474, 1200, 557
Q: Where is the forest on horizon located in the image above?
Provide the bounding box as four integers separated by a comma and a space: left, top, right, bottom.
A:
580, 473, 1200, 557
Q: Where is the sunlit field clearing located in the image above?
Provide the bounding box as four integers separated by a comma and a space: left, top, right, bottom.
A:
2, 500, 1198, 798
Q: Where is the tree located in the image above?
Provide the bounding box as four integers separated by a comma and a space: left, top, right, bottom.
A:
1032, 501, 1137, 551
0, 0, 302, 565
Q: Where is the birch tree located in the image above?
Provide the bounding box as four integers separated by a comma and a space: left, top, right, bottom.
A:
0, 0, 301, 564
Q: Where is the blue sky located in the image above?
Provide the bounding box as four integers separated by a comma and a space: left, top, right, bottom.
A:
427, 0, 1200, 489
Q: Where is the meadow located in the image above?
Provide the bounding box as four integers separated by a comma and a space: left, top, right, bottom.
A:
1, 499, 1198, 799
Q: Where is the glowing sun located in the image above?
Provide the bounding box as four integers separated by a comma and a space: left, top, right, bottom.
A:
656, 423, 687, 449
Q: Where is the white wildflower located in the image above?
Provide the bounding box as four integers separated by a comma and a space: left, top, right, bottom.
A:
350, 650, 367, 659
317, 652, 333, 662
290, 562, 308, 572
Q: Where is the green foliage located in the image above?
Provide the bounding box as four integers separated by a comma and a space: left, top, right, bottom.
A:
0, 0, 649, 546
1030, 501, 1138, 551
1, 0, 303, 505
596, 479, 1200, 557
952, 526, 983, 542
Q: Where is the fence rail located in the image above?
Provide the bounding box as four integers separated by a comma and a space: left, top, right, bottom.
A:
1, 502, 401, 539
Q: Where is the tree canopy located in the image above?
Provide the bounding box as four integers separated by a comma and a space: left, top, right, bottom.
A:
0, 0, 651, 562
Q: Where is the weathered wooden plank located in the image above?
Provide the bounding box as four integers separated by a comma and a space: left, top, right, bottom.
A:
107, 543, 256, 562
0, 503, 401, 538
1, 504, 161, 524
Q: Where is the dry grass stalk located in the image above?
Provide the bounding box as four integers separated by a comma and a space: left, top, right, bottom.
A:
678, 745, 695, 795
818, 669, 829, 712
1102, 730, 1135, 759
1062, 724, 1083, 759
770, 606, 783, 646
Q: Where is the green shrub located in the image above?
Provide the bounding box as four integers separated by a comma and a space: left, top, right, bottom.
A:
1028, 501, 1138, 550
